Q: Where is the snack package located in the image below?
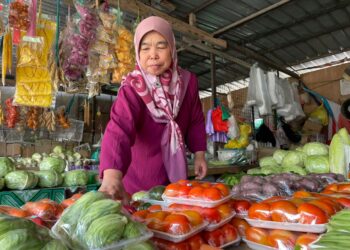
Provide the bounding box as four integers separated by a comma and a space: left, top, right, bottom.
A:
17, 36, 45, 68
8, 0, 31, 30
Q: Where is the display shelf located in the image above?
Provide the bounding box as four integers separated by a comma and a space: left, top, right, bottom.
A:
187, 164, 256, 177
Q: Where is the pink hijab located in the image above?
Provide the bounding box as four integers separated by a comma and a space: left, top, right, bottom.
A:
121, 16, 190, 182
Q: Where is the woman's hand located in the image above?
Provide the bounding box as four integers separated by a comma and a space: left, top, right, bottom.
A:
99, 169, 130, 205
194, 151, 207, 179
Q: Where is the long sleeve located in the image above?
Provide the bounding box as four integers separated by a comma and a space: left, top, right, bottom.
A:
185, 73, 207, 153
99, 85, 143, 178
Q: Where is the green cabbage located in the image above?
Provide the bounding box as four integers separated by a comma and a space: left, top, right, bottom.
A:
76, 199, 121, 242
0, 178, 4, 190
260, 166, 282, 175
303, 142, 328, 156
259, 156, 278, 168
35, 170, 63, 188
282, 165, 307, 175
39, 157, 66, 173
84, 213, 128, 249
123, 220, 144, 239
5, 171, 38, 190
0, 157, 15, 178
63, 170, 88, 186
124, 241, 155, 250
273, 149, 288, 164
0, 215, 37, 236
338, 128, 350, 145
0, 229, 45, 249
31, 153, 42, 163
282, 151, 306, 167
329, 134, 347, 176
295, 147, 304, 152
247, 168, 263, 175
42, 239, 68, 250
305, 155, 329, 173
53, 146, 64, 154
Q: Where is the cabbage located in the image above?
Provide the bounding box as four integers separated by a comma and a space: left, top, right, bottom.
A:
305, 155, 329, 173
303, 142, 328, 156
247, 168, 263, 175
5, 171, 38, 190
31, 153, 42, 163
0, 178, 4, 190
83, 213, 128, 249
259, 156, 278, 168
273, 149, 288, 164
0, 229, 45, 249
123, 220, 144, 239
282, 165, 307, 175
53, 146, 64, 154
329, 134, 347, 176
282, 151, 306, 167
295, 147, 304, 152
124, 241, 155, 250
42, 239, 68, 250
338, 128, 350, 145
39, 157, 66, 173
35, 170, 63, 188
63, 170, 88, 186
0, 157, 15, 178
132, 191, 147, 201
260, 166, 281, 175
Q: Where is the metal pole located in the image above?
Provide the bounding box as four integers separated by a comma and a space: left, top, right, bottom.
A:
210, 53, 218, 159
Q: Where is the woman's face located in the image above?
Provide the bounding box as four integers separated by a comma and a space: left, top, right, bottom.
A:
139, 31, 172, 76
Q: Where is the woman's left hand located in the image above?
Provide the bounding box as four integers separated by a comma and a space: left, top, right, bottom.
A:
194, 151, 207, 179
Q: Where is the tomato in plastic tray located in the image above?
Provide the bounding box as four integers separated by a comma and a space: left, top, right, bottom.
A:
205, 212, 235, 231
202, 223, 240, 248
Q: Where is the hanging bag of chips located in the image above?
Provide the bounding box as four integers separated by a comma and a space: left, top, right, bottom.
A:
8, 0, 31, 44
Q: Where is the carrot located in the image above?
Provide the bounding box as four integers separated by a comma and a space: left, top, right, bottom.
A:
22, 201, 56, 220
61, 198, 75, 208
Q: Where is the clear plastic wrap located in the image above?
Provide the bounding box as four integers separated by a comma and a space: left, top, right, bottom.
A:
244, 227, 320, 250
22, 199, 63, 220
17, 36, 45, 68
8, 0, 31, 30
202, 223, 240, 248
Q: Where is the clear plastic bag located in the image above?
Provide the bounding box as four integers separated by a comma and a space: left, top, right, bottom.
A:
17, 36, 45, 68
202, 223, 240, 248
8, 0, 31, 30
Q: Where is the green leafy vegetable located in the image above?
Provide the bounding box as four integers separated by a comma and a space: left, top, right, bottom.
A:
303, 142, 328, 156
0, 157, 15, 178
39, 157, 66, 173
305, 155, 329, 173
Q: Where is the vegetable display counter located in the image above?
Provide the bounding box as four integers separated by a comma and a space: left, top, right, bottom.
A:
188, 164, 256, 177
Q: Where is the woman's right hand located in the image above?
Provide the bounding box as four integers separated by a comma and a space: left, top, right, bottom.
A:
99, 169, 130, 205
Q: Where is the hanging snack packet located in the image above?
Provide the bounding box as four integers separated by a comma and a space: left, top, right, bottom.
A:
17, 36, 45, 68
8, 0, 30, 30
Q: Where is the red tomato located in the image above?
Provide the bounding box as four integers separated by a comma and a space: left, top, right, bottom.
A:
177, 185, 192, 197
164, 214, 191, 235
177, 179, 190, 186
230, 217, 250, 237
148, 205, 162, 211
165, 183, 181, 197
188, 186, 205, 199
318, 197, 343, 212
297, 203, 329, 224
295, 233, 319, 250
337, 183, 350, 193
212, 183, 230, 197
216, 203, 233, 219
200, 207, 221, 223
267, 229, 297, 249
202, 188, 223, 201
153, 237, 190, 250
289, 198, 305, 207
324, 183, 338, 192
248, 203, 271, 221
201, 182, 212, 188
146, 211, 170, 231
308, 200, 336, 216
132, 210, 149, 221
187, 234, 204, 250
202, 228, 225, 247
336, 197, 350, 208
262, 196, 285, 203
293, 191, 313, 198
221, 224, 238, 243
180, 210, 203, 226
245, 227, 269, 245
231, 199, 251, 214
270, 200, 298, 223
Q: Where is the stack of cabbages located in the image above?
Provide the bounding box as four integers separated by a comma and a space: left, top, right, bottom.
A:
52, 191, 153, 250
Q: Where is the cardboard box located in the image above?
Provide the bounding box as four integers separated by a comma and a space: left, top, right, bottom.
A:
6, 143, 21, 156
302, 119, 323, 133
21, 144, 35, 157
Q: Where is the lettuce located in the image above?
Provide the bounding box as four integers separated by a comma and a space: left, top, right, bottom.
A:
39, 157, 66, 173
42, 240, 68, 250
63, 170, 88, 187
35, 170, 63, 188
259, 156, 278, 168
305, 155, 329, 173
124, 241, 155, 250
0, 157, 15, 178
273, 149, 288, 164
282, 151, 306, 167
123, 220, 144, 239
5, 171, 38, 190
282, 165, 307, 175
303, 142, 328, 156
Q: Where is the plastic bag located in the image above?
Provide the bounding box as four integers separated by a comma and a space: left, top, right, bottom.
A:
8, 0, 31, 30
227, 115, 240, 139
17, 36, 45, 68
310, 104, 329, 126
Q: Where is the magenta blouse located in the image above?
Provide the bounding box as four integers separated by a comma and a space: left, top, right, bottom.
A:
99, 71, 206, 194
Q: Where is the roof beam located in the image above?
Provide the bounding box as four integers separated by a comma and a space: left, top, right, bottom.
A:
188, 0, 218, 14
243, 0, 350, 44
212, 0, 290, 37
110, 0, 227, 48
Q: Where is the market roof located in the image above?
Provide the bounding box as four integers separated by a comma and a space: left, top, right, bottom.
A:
1, 0, 350, 96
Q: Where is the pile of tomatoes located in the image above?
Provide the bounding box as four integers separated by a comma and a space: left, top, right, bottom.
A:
164, 180, 231, 201
248, 196, 343, 224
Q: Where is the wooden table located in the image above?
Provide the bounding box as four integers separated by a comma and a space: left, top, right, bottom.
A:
188, 164, 256, 177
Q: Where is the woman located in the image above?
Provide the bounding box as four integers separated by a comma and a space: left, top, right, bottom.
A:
99, 16, 207, 202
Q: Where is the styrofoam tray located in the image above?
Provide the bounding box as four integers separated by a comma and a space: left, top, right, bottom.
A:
245, 218, 327, 233
243, 238, 277, 250
206, 212, 236, 231
236, 212, 248, 219
150, 221, 209, 243
220, 235, 241, 248
162, 193, 233, 208
140, 197, 169, 207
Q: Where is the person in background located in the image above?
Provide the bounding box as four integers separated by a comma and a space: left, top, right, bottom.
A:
99, 16, 207, 203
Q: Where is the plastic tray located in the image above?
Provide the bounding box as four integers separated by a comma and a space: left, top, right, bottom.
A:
162, 193, 233, 208
220, 235, 241, 248
242, 238, 277, 250
245, 218, 327, 233
206, 212, 236, 231
236, 212, 248, 219
150, 221, 209, 243
140, 197, 169, 207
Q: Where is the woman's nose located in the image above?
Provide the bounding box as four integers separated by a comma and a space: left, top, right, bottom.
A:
149, 47, 159, 59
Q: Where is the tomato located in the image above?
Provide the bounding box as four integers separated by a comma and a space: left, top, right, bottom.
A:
188, 186, 205, 199
188, 180, 201, 187
262, 196, 285, 203
248, 203, 271, 221
177, 185, 192, 197
186, 234, 204, 250
153, 237, 190, 250
230, 217, 250, 237
216, 203, 233, 219
267, 229, 297, 249
202, 228, 225, 247
295, 233, 319, 250
181, 210, 203, 226
202, 188, 223, 201
293, 191, 313, 198
289, 198, 305, 207
146, 211, 169, 231
132, 209, 149, 221
177, 179, 190, 186
308, 200, 336, 216
297, 203, 329, 224
318, 197, 343, 212
231, 199, 251, 214
165, 183, 181, 197
201, 182, 212, 188
321, 190, 336, 194
221, 224, 238, 243
245, 227, 269, 245
324, 183, 338, 192
164, 214, 191, 235
200, 207, 221, 223
337, 183, 350, 193
169, 204, 189, 211
148, 205, 162, 211
270, 200, 298, 223
336, 197, 350, 208
212, 183, 230, 197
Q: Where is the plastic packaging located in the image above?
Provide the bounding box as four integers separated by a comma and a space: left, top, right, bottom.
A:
205, 212, 235, 231
17, 36, 45, 68
22, 199, 63, 220
243, 238, 277, 250
202, 223, 240, 248
9, 0, 31, 30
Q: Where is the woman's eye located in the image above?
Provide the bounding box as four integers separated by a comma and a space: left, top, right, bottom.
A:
141, 47, 149, 51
